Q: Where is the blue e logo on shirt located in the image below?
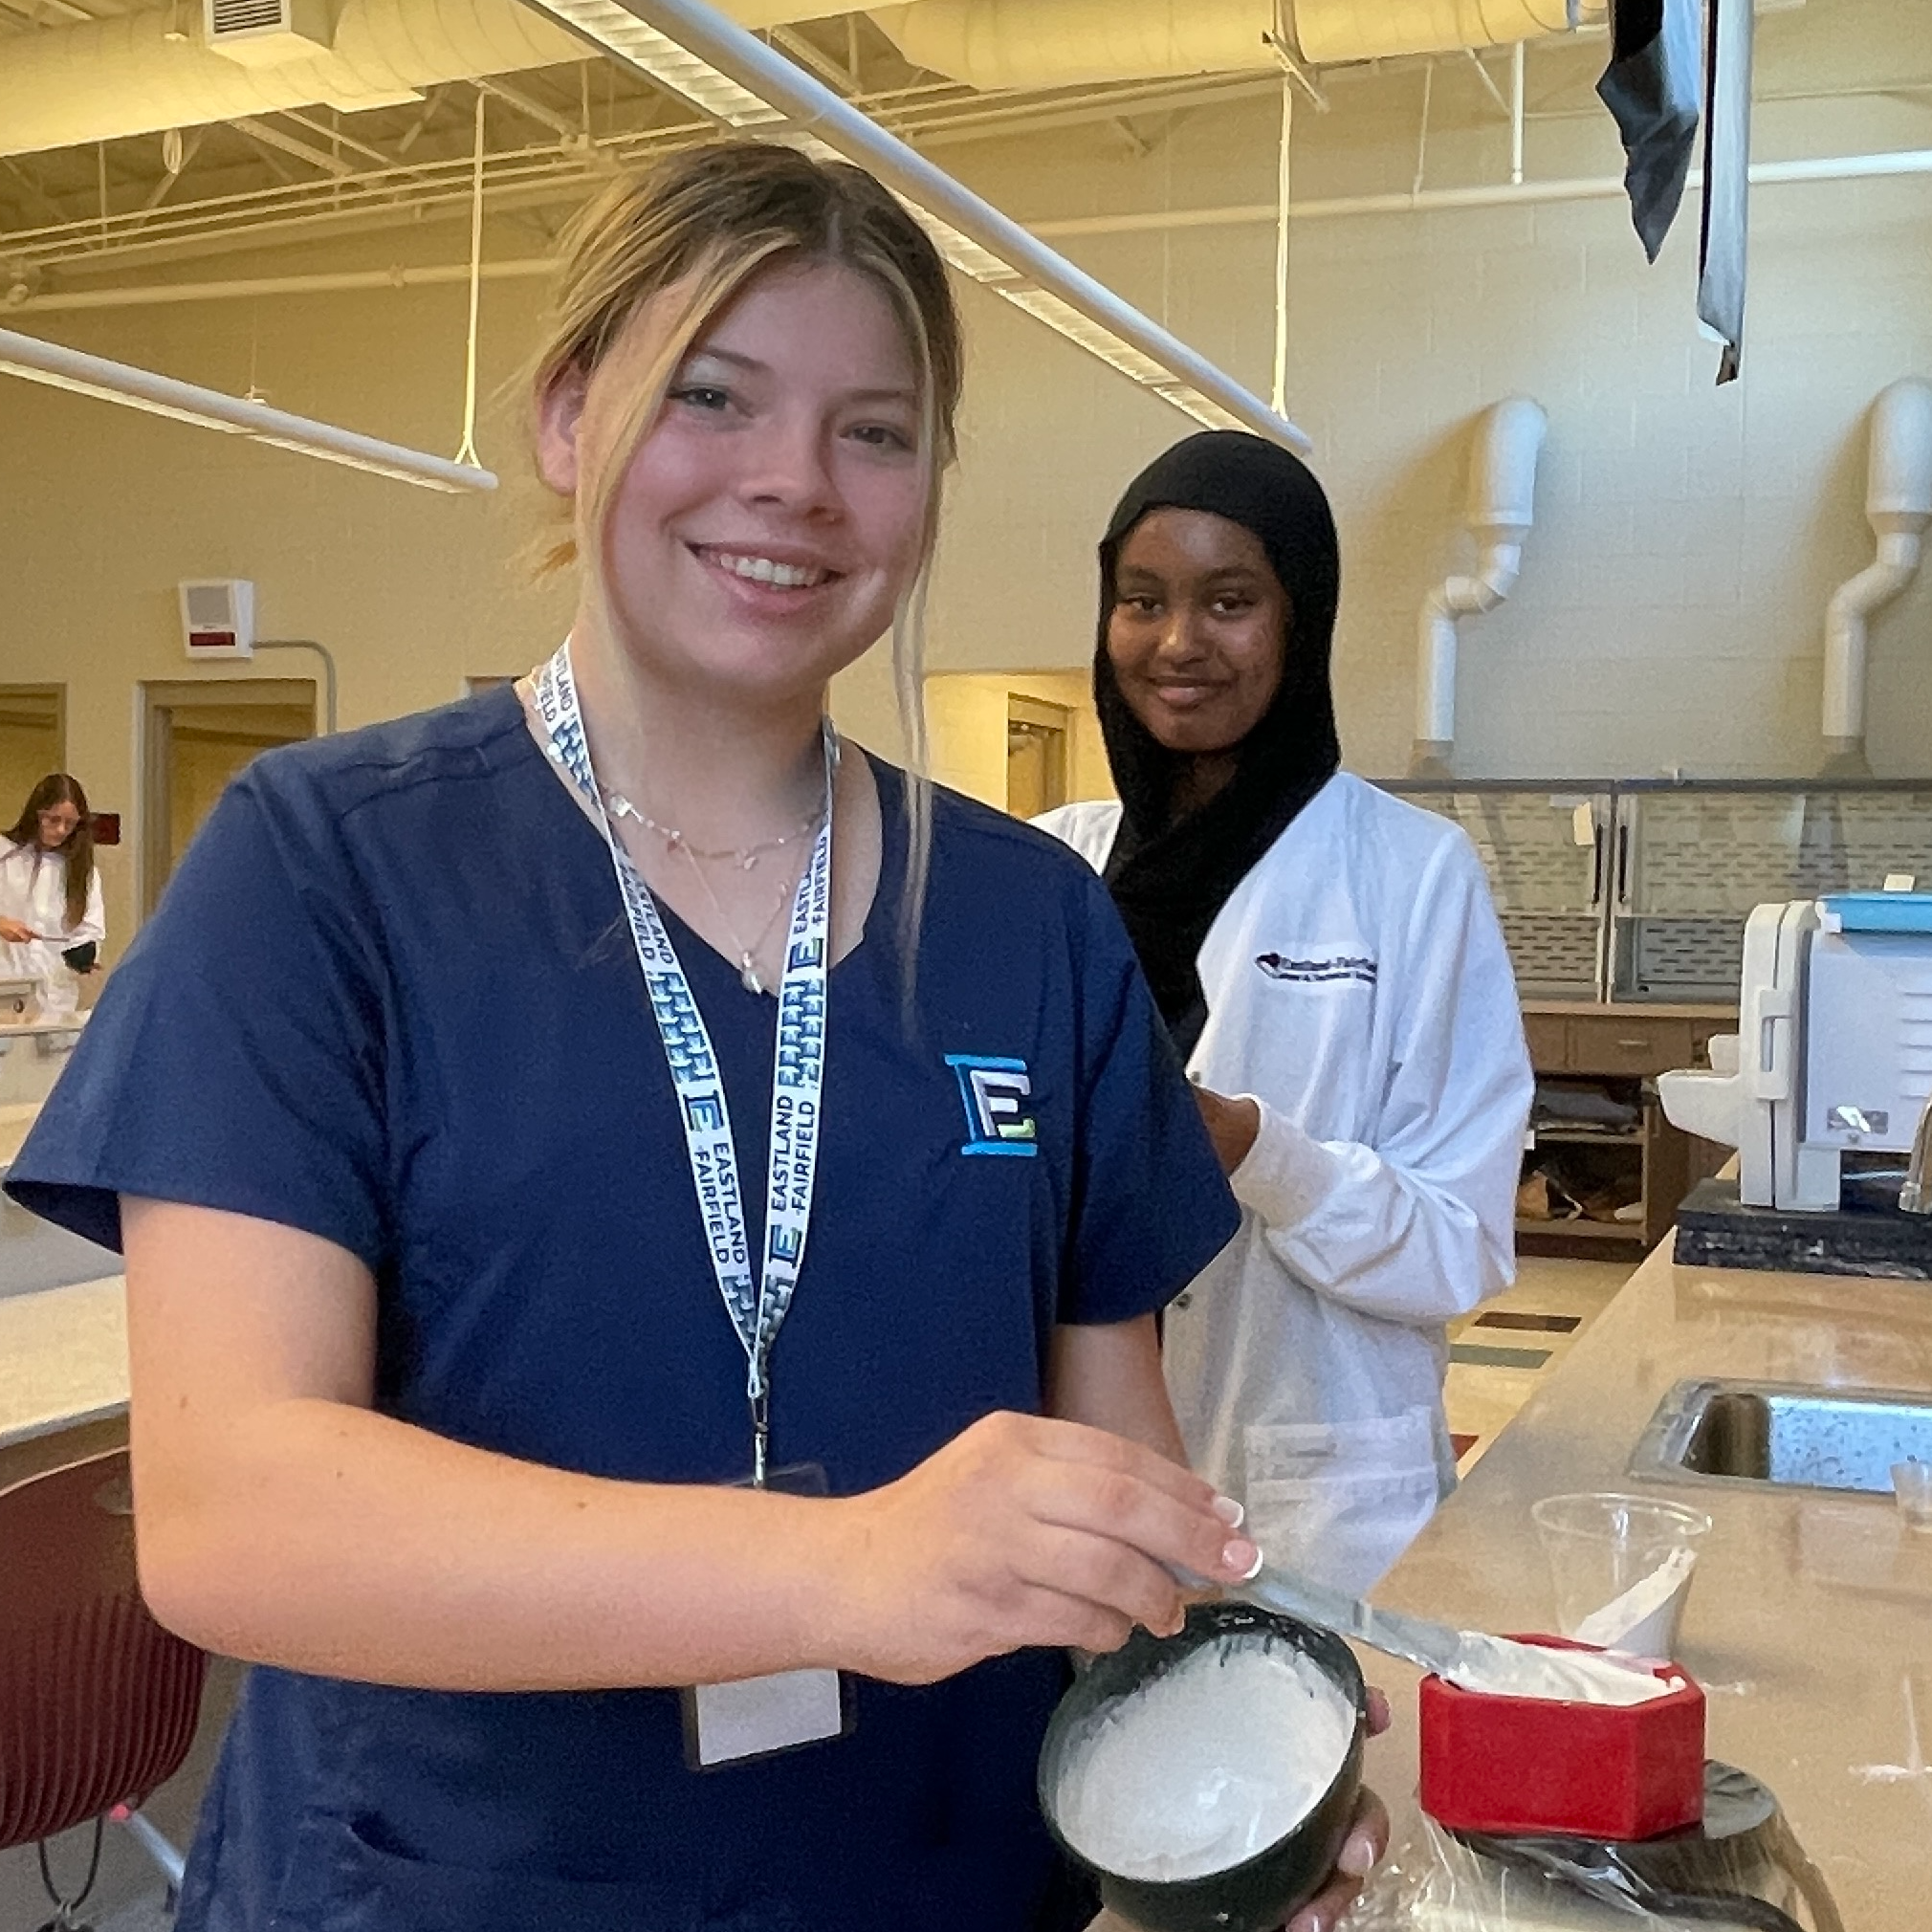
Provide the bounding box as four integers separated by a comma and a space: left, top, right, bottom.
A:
945, 1055, 1038, 1158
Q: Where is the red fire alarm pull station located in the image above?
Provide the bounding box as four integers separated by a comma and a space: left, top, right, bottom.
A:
178, 580, 255, 659
91, 814, 121, 847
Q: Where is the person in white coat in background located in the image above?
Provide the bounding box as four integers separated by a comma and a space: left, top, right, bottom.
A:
0, 774, 104, 1021
1038, 431, 1533, 1592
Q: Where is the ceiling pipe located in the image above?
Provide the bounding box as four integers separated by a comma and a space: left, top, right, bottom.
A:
1821, 377, 1932, 777
1411, 395, 1547, 777
867, 0, 1570, 91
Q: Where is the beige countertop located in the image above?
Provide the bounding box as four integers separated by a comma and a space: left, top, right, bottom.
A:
0, 1272, 126, 1450
1359, 1240, 1932, 1929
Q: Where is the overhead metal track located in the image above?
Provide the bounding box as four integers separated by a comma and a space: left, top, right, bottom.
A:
516, 0, 1313, 450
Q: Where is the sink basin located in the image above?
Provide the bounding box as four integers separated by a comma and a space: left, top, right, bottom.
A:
1631, 1378, 1932, 1494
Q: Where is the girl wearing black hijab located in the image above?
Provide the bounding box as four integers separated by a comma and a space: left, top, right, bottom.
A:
1039, 432, 1532, 1592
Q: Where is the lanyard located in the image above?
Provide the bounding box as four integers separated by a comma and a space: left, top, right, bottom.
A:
534, 642, 833, 1486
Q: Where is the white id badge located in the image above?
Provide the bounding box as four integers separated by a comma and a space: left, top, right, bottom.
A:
687, 1666, 845, 1768
680, 1461, 851, 1771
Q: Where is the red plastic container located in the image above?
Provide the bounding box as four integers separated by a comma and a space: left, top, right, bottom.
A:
1418, 1636, 1705, 1841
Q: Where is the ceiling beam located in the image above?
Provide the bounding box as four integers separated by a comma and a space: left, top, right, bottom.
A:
767, 25, 855, 96
476, 77, 582, 141
275, 108, 395, 168
394, 87, 448, 156
227, 131, 299, 184
229, 116, 357, 178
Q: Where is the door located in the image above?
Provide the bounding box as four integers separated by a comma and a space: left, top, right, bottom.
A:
1006, 695, 1070, 821
140, 679, 316, 919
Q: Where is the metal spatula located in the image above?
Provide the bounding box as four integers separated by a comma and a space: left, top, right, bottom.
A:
1238, 1563, 1469, 1680
1229, 1560, 1670, 1702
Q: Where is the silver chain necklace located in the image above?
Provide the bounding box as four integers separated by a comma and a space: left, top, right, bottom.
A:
601, 733, 837, 996
601, 790, 822, 872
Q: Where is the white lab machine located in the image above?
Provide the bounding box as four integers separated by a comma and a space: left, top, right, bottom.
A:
1657, 892, 1932, 1212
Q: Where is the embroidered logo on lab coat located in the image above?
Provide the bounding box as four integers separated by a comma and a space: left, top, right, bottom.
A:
1253, 952, 1378, 986
944, 1054, 1038, 1157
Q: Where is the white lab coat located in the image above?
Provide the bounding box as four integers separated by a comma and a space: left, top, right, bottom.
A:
0, 841, 104, 1021
1039, 774, 1532, 1591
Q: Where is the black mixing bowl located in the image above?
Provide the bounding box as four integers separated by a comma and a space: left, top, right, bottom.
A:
1038, 1601, 1368, 1932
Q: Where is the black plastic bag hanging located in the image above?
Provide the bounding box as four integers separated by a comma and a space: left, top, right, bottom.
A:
1595, 0, 1703, 261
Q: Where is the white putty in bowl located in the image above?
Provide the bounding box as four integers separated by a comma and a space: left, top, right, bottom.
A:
1052, 1635, 1356, 1884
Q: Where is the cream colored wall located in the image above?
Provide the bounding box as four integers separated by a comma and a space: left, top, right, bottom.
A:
2, 0, 1927, 959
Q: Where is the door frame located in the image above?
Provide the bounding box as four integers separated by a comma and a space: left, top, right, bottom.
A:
138, 677, 317, 922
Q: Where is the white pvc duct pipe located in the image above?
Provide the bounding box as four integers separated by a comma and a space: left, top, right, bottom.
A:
868, 0, 1277, 88
1412, 395, 1547, 774
1821, 376, 1932, 774
869, 0, 1571, 90
1291, 0, 1570, 64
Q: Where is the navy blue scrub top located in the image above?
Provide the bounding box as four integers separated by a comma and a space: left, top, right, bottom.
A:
9, 686, 1239, 1932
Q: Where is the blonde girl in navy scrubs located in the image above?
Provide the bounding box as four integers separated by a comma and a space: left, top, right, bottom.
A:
11, 144, 1382, 1932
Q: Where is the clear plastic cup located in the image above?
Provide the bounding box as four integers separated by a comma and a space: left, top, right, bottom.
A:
1893, 1461, 1932, 1534
1530, 1493, 1712, 1657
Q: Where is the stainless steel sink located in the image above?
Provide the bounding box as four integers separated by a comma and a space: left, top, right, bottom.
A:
1630, 1378, 1932, 1493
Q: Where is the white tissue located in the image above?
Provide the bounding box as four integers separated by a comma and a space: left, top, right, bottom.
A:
1570, 1547, 1699, 1655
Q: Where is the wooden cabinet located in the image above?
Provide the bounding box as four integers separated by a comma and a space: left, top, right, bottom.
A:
1519, 1002, 1735, 1256
1568, 1015, 1694, 1077
1531, 1014, 1701, 1075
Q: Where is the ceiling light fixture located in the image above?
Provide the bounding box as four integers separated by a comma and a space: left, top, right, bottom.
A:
517, 0, 1313, 452
0, 326, 498, 493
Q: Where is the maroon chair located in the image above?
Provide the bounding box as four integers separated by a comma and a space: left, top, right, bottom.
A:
0, 1447, 208, 1925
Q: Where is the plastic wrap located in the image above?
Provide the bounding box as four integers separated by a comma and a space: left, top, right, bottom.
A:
1344, 1766, 1844, 1932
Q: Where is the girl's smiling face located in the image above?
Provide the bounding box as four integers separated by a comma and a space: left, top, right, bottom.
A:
1106, 507, 1290, 757
540, 257, 932, 712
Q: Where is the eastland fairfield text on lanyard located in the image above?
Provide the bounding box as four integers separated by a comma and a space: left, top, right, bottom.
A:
534, 640, 832, 1489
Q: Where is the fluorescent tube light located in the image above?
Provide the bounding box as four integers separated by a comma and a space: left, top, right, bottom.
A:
0, 326, 498, 493
519, 0, 1313, 453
